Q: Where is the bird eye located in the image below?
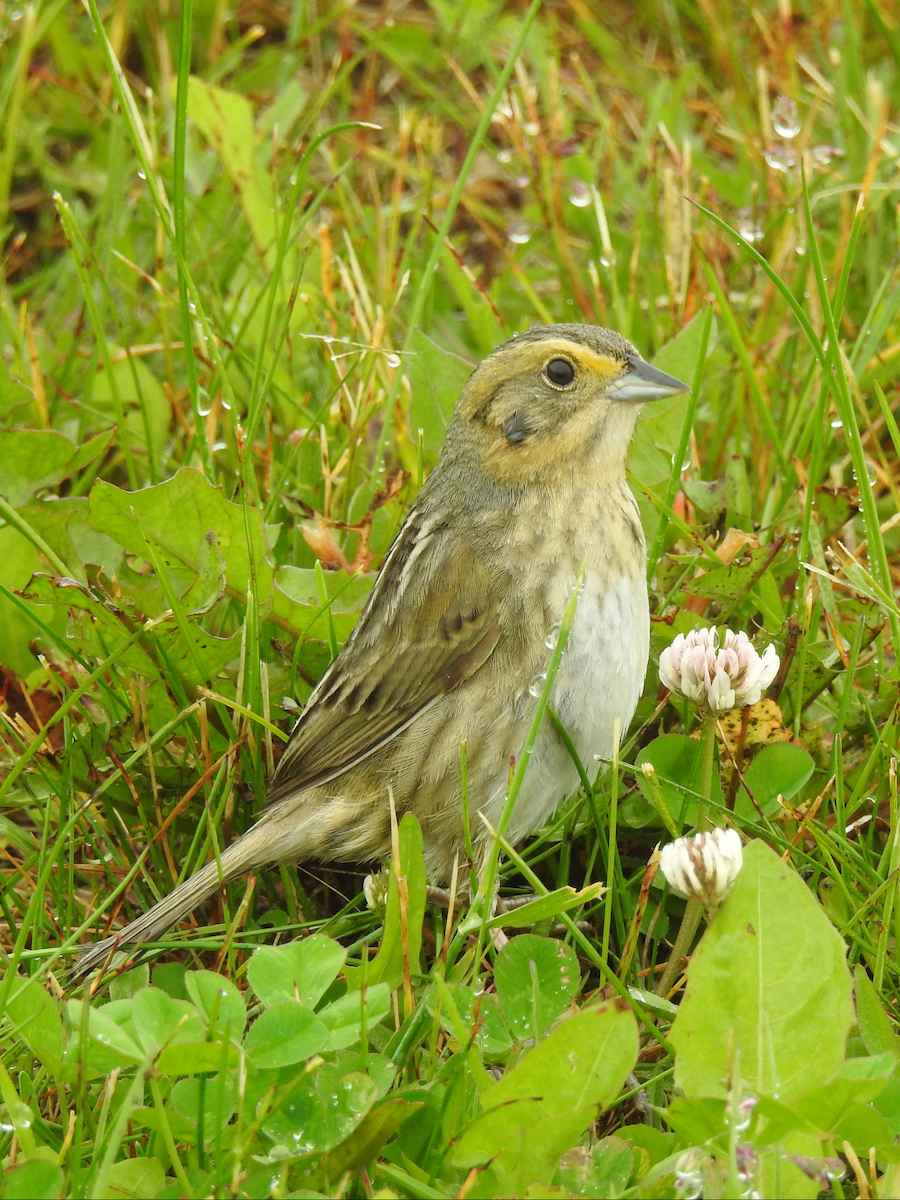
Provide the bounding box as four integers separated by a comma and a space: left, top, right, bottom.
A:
545, 358, 575, 387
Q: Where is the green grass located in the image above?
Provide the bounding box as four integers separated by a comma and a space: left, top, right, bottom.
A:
2, 0, 900, 1196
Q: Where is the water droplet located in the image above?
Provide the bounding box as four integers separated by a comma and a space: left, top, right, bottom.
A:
321, 334, 334, 344
523, 121, 540, 136
738, 222, 763, 244
497, 148, 513, 164
568, 180, 590, 207
764, 147, 796, 171
507, 220, 532, 245
811, 144, 844, 169
864, 459, 878, 485
136, 169, 146, 180
528, 673, 547, 698
544, 622, 561, 649
514, 173, 530, 188
772, 95, 801, 139
212, 441, 227, 451
830, 418, 843, 429
385, 352, 401, 367
795, 244, 806, 256
599, 253, 616, 267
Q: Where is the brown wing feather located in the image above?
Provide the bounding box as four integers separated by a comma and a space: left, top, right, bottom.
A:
266, 513, 502, 801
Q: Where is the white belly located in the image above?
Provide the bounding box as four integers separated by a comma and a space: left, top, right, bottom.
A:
503, 568, 649, 843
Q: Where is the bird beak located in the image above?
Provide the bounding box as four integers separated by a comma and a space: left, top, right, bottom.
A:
606, 353, 690, 402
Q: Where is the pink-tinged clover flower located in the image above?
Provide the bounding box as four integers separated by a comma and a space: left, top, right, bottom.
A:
659, 627, 780, 714
659, 828, 743, 908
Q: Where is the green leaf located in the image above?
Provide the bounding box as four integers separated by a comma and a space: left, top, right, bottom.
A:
315, 1098, 421, 1185
406, 327, 474, 450
1, 1160, 65, 1200
95, 1157, 167, 1200
553, 1135, 634, 1197
4, 975, 65, 1076
88, 468, 279, 603
184, 969, 247, 1041
484, 884, 603, 930
247, 934, 347, 1009
854, 965, 900, 1060
344, 812, 427, 992
635, 733, 722, 829
186, 77, 276, 255
1, 429, 82, 507
433, 983, 514, 1057
273, 565, 375, 647
130, 987, 206, 1054
493, 934, 581, 1040
65, 999, 145, 1071
317, 982, 392, 1050
261, 1064, 377, 1155
670, 840, 854, 1102
171, 1075, 236, 1131
734, 742, 816, 819
155, 1040, 240, 1075
0, 361, 34, 419
451, 1004, 638, 1193
243, 1002, 330, 1069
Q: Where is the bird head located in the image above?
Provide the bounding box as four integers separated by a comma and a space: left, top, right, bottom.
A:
446, 324, 689, 486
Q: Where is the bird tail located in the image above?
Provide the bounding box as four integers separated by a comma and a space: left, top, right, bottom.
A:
71, 824, 274, 981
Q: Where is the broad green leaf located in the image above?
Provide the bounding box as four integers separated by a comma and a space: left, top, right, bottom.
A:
1, 1160, 65, 1200
671, 840, 854, 1102
629, 310, 717, 537
433, 982, 514, 1056
4, 975, 64, 1076
553, 1135, 634, 1197
405, 327, 474, 452
344, 812, 427, 992
90, 355, 170, 455
734, 742, 815, 819
317, 982, 392, 1050
95, 1157, 166, 1200
0, 361, 34, 419
88, 468, 279, 604
65, 999, 144, 1070
243, 1002, 329, 1069
155, 1040, 239, 1075
184, 969, 246, 1041
635, 733, 723, 829
130, 988, 206, 1054
273, 564, 375, 647
187, 76, 276, 256
1, 429, 82, 507
247, 934, 347, 1009
315, 1098, 421, 1184
171, 1075, 236, 1131
261, 1064, 377, 1155
493, 934, 580, 1040
452, 1004, 638, 1193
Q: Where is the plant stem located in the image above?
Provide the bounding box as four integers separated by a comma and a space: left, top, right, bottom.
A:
655, 714, 718, 997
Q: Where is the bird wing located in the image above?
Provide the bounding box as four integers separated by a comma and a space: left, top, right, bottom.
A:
266, 511, 502, 800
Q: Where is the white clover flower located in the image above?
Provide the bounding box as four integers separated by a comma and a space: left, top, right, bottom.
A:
659, 828, 743, 907
659, 627, 780, 714
363, 870, 390, 915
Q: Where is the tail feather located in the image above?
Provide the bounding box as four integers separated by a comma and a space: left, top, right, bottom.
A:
72, 826, 270, 980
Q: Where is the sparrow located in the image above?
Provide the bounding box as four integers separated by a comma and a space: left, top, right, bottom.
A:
74, 324, 688, 976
